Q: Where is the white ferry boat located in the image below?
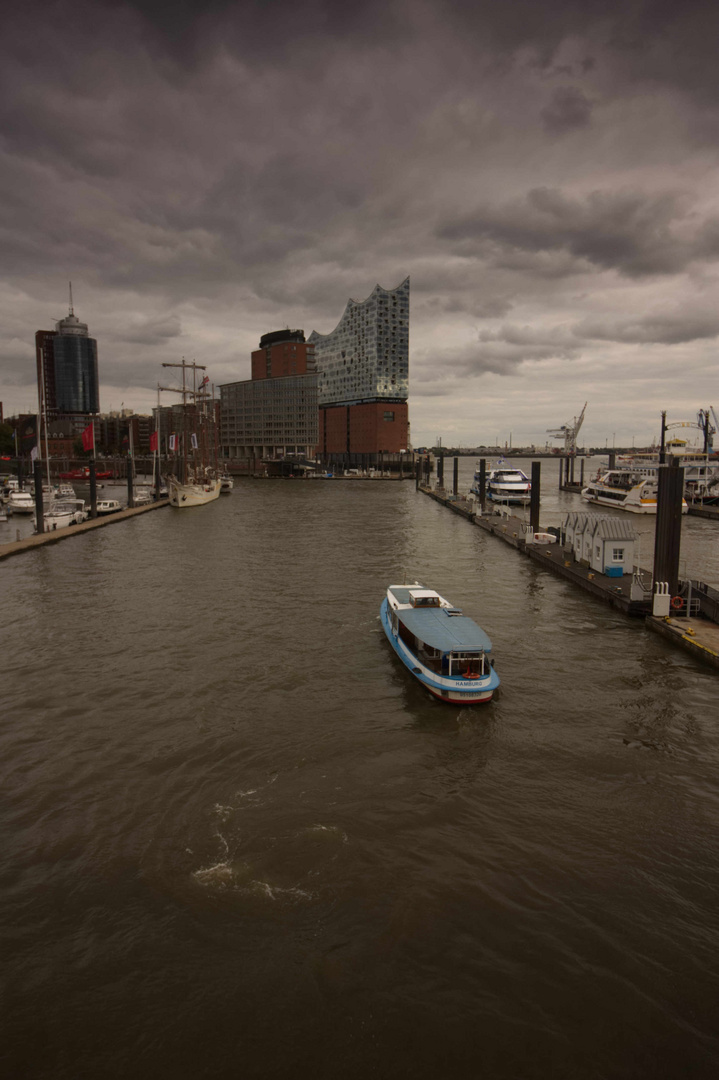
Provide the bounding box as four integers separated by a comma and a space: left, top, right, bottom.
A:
380, 584, 500, 704
581, 469, 688, 515
471, 464, 531, 505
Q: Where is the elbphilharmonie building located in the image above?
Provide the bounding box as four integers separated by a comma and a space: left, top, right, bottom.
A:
309, 277, 409, 461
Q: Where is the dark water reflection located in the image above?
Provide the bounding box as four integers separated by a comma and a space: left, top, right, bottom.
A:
2, 476, 719, 1079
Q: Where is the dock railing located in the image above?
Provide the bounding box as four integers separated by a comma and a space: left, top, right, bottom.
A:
679, 579, 719, 623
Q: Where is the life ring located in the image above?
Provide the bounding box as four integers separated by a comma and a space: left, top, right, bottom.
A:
463, 671, 480, 680
671, 595, 683, 609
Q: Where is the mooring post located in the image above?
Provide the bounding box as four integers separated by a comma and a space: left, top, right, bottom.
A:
437, 452, 444, 489
33, 460, 44, 534
453, 456, 459, 497
127, 460, 134, 508
659, 410, 667, 465
570, 456, 575, 484
415, 460, 420, 491
558, 456, 563, 490
530, 461, 541, 533
580, 458, 585, 486
154, 453, 162, 501
653, 459, 684, 597
479, 458, 486, 510
89, 459, 98, 519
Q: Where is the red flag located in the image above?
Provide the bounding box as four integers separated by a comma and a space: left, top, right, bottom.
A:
149, 431, 158, 453
81, 422, 94, 452
199, 375, 210, 388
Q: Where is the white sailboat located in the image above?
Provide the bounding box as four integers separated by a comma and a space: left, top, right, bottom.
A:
160, 360, 221, 508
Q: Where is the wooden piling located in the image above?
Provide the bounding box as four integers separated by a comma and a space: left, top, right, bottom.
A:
33, 460, 44, 534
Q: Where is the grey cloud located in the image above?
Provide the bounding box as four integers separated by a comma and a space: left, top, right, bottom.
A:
437, 187, 702, 277
575, 312, 719, 345
540, 86, 593, 134
117, 314, 182, 344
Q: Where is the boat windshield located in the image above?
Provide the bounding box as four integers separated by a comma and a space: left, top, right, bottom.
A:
494, 472, 527, 483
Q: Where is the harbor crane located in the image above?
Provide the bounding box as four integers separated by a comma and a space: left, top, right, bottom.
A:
547, 402, 587, 456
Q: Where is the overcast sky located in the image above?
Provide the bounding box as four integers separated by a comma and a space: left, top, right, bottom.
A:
2, 0, 718, 448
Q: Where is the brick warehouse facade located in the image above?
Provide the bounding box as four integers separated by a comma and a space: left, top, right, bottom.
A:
320, 401, 409, 456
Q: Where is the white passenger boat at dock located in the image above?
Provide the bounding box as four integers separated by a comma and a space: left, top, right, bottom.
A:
581, 468, 688, 514
380, 583, 500, 704
471, 463, 531, 505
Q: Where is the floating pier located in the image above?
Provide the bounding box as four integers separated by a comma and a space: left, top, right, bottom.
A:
0, 500, 169, 562
419, 482, 719, 670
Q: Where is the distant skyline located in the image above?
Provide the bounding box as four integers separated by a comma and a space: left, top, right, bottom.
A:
2, 0, 718, 448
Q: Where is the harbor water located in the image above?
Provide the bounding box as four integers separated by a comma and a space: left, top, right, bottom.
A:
3, 462, 719, 1078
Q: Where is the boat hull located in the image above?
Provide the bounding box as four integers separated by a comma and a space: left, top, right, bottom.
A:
380, 598, 499, 705
168, 478, 222, 507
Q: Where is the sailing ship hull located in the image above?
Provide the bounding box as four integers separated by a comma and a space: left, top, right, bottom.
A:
168, 478, 221, 507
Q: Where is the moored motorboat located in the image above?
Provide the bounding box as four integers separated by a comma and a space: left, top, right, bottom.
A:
7, 490, 35, 514
95, 499, 122, 515
219, 474, 234, 493
380, 583, 500, 704
33, 500, 88, 532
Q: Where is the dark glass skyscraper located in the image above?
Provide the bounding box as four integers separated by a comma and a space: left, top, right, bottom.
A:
35, 298, 100, 423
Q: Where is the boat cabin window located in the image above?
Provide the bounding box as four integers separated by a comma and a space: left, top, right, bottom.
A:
409, 590, 440, 608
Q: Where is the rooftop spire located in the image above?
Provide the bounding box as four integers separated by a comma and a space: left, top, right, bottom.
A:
69, 281, 74, 315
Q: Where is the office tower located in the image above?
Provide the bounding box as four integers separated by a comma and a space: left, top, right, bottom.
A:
220, 330, 318, 464
36, 290, 100, 430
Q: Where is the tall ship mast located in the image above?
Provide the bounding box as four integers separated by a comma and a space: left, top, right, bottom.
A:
159, 359, 221, 507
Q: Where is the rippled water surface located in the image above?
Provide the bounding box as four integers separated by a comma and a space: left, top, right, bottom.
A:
3, 470, 719, 1079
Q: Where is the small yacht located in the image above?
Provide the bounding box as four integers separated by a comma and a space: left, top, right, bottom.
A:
381, 583, 500, 704
33, 500, 88, 532
219, 474, 234, 493
95, 499, 122, 515
7, 490, 35, 514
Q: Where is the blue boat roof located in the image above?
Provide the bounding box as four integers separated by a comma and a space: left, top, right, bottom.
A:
398, 606, 493, 653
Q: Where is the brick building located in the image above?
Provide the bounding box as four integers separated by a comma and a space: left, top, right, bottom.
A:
220, 330, 318, 464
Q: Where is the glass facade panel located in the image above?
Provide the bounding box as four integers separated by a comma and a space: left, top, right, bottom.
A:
53, 336, 99, 414
308, 278, 409, 407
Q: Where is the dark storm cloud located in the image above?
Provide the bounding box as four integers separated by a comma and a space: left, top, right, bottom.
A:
437, 187, 709, 278
540, 87, 593, 134
2, 0, 719, 435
